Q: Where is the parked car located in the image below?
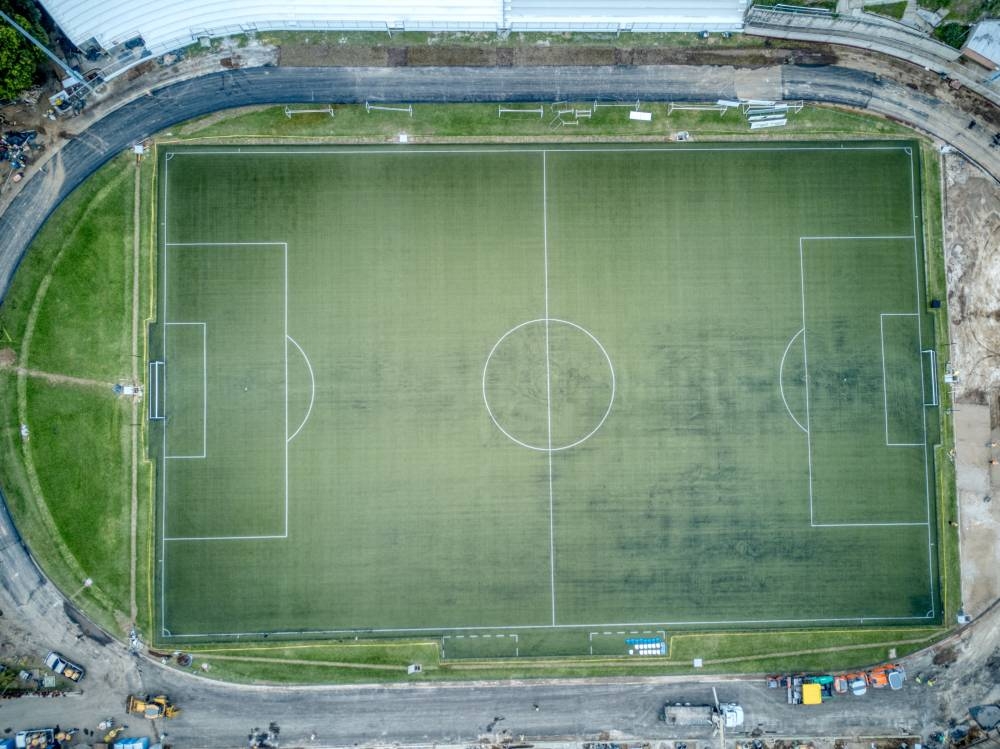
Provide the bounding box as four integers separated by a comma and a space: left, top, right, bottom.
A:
44, 651, 84, 682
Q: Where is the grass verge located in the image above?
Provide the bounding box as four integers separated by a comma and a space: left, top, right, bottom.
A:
866, 1, 908, 19
172, 102, 914, 143
169, 627, 946, 684
0, 153, 153, 638
920, 142, 961, 623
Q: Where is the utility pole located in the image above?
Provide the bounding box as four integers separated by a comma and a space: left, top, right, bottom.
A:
0, 9, 95, 94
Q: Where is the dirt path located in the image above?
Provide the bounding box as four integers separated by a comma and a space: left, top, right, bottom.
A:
943, 154, 1000, 400
0, 359, 113, 389
129, 160, 141, 626
195, 653, 405, 671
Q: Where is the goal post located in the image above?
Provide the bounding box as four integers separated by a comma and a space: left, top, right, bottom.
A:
148, 360, 165, 420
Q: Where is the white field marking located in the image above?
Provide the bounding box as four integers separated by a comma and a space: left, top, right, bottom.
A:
909, 149, 937, 618
160, 242, 288, 550
542, 151, 556, 627
159, 612, 936, 640
798, 238, 815, 525
160, 152, 169, 635
166, 145, 914, 157
441, 633, 519, 657
284, 241, 289, 538
880, 313, 890, 445
923, 349, 939, 406
157, 146, 935, 636
163, 322, 206, 459
880, 312, 923, 448
778, 327, 808, 433
800, 236, 931, 530
813, 521, 928, 528
165, 533, 287, 541
481, 318, 616, 452
286, 335, 315, 443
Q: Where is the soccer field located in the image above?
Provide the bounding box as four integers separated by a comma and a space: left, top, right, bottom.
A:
152, 142, 941, 647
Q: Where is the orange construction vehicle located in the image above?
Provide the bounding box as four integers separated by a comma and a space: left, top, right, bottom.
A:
867, 664, 905, 690
844, 672, 869, 696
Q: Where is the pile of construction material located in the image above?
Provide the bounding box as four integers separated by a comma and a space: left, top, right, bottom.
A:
1, 131, 36, 171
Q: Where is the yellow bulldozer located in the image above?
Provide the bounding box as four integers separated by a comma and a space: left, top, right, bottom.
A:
126, 694, 181, 719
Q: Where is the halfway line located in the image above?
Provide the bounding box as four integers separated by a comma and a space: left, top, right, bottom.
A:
542, 150, 556, 627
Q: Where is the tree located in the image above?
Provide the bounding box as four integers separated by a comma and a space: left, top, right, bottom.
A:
0, 23, 39, 100
0, 0, 49, 102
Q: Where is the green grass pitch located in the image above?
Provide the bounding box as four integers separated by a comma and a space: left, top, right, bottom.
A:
153, 143, 940, 645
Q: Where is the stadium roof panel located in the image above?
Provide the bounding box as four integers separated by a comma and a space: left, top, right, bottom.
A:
39, 0, 746, 56
962, 19, 1000, 70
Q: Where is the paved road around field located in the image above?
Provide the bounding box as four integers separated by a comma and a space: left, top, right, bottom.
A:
1, 55, 999, 748
0, 533, 997, 749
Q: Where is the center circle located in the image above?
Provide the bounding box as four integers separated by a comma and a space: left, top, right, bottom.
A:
482, 318, 615, 452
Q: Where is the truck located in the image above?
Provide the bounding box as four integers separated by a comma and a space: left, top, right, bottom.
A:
14, 729, 54, 749
767, 674, 835, 705
43, 651, 84, 682
662, 702, 744, 729
126, 693, 181, 718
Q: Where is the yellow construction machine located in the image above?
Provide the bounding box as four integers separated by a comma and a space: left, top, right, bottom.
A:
126, 693, 181, 719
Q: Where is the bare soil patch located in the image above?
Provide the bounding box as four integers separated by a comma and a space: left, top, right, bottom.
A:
274, 40, 838, 69
0, 347, 14, 367
278, 44, 389, 67
406, 45, 500, 66
943, 153, 1000, 400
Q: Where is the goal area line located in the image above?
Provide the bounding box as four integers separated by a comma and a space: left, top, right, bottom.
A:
162, 322, 206, 459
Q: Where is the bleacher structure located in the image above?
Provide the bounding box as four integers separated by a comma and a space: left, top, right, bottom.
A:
665, 98, 805, 129
38, 0, 748, 80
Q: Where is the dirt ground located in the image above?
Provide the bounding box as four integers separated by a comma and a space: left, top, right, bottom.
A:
944, 154, 1000, 400
276, 41, 836, 68
943, 152, 1000, 618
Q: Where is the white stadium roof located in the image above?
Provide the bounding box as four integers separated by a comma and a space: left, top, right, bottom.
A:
39, 0, 747, 57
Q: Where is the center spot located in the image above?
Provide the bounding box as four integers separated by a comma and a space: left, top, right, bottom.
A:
482, 318, 615, 452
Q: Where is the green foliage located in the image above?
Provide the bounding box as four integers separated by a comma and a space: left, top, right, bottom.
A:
868, 1, 909, 19
177, 102, 912, 142
752, 0, 838, 9
0, 23, 39, 100
935, 22, 971, 47
0, 1, 50, 101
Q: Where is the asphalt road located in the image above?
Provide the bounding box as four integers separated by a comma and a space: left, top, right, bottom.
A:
1, 61, 999, 747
